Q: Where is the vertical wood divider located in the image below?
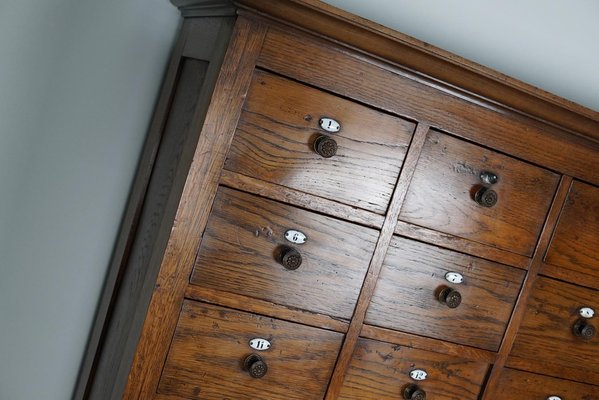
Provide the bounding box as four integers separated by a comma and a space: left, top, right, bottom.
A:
325, 123, 430, 399
480, 175, 573, 399
123, 17, 267, 400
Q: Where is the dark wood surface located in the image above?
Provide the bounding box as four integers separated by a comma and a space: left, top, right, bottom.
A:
185, 285, 349, 333
158, 301, 344, 400
394, 220, 530, 270
494, 368, 599, 400
543, 180, 599, 290
365, 236, 525, 351
507, 276, 599, 385
337, 337, 489, 399
225, 69, 414, 214
480, 176, 573, 399
324, 123, 430, 400
236, 0, 599, 144
399, 130, 560, 256
360, 325, 496, 364
191, 186, 379, 319
219, 170, 385, 229
123, 17, 268, 399
257, 26, 599, 188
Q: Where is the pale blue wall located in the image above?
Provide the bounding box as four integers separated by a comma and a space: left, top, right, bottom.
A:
323, 0, 599, 112
0, 0, 180, 398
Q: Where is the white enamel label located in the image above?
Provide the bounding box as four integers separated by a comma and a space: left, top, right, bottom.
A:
579, 307, 595, 319
249, 338, 271, 351
409, 369, 428, 381
445, 271, 464, 284
285, 230, 307, 245
547, 396, 562, 400
319, 117, 341, 133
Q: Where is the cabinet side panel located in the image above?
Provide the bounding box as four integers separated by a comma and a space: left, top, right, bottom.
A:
123, 16, 267, 400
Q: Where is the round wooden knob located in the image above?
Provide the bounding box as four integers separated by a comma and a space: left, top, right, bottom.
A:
314, 135, 337, 158
573, 319, 596, 340
243, 354, 268, 379
279, 246, 302, 270
474, 187, 498, 207
403, 384, 426, 400
438, 287, 462, 309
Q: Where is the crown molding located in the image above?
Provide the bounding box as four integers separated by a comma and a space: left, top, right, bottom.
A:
234, 0, 599, 143
170, 0, 236, 17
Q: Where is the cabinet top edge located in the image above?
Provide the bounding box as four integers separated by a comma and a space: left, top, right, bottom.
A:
173, 0, 599, 144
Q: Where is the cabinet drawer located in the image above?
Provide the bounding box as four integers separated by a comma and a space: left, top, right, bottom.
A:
191, 187, 378, 319
338, 337, 488, 399
365, 236, 525, 351
158, 301, 343, 400
544, 181, 599, 288
224, 69, 415, 214
508, 276, 599, 385
399, 130, 560, 256
494, 368, 599, 400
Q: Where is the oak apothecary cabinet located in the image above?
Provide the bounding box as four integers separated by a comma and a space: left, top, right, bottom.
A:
81, 1, 599, 399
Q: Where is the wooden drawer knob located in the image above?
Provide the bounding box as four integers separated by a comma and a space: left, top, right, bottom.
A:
573, 319, 596, 340
243, 354, 268, 379
314, 135, 337, 158
474, 187, 498, 207
403, 384, 426, 400
279, 246, 302, 270
438, 287, 462, 309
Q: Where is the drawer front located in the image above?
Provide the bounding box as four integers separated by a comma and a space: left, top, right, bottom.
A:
224, 69, 415, 214
544, 181, 599, 288
338, 337, 489, 399
365, 236, 525, 350
399, 130, 560, 256
508, 276, 599, 385
158, 301, 344, 400
494, 368, 599, 400
191, 187, 378, 319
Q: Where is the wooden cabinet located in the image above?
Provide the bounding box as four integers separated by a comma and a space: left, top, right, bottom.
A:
158, 301, 343, 399
225, 70, 415, 214
365, 236, 525, 351
399, 130, 560, 256
338, 338, 489, 399
82, 1, 599, 399
508, 276, 599, 385
191, 187, 378, 319
494, 368, 599, 400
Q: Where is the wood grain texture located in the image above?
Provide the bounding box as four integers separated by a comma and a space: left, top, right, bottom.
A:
191, 186, 378, 319
123, 17, 267, 400
236, 0, 599, 143
543, 181, 599, 290
337, 337, 489, 400
185, 285, 349, 333
158, 301, 344, 400
394, 220, 530, 270
507, 276, 599, 385
360, 325, 496, 364
494, 368, 599, 400
219, 170, 385, 229
365, 236, 525, 351
224, 69, 415, 214
257, 26, 599, 188
324, 124, 430, 400
399, 130, 560, 256
480, 176, 573, 399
